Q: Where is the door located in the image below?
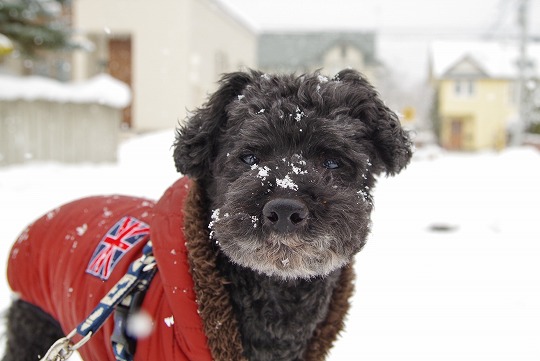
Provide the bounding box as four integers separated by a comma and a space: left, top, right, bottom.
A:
108, 37, 132, 128
448, 118, 464, 150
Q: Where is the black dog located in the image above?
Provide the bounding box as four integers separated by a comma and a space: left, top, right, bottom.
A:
4, 69, 411, 361
173, 69, 412, 360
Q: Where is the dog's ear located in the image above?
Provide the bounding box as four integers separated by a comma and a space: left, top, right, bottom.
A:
333, 69, 413, 176
174, 71, 256, 179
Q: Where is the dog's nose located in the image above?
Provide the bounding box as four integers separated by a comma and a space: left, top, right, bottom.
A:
262, 198, 308, 233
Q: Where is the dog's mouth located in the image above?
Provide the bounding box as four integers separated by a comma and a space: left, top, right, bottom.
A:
209, 210, 350, 279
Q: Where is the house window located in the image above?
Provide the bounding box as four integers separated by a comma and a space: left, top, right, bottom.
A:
454, 79, 475, 97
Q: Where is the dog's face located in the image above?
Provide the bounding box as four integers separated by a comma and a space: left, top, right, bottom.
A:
174, 70, 412, 279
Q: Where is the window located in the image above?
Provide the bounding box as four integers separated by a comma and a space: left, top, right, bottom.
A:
454, 79, 475, 97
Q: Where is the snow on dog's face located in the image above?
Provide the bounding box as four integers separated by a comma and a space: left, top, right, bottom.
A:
174, 70, 412, 279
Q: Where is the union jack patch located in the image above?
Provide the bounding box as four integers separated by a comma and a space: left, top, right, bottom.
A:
86, 216, 150, 280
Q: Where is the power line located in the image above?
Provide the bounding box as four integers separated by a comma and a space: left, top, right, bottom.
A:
376, 27, 539, 41
484, 0, 520, 40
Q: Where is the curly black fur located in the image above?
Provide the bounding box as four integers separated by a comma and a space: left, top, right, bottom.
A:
3, 300, 64, 361
174, 69, 412, 360
217, 254, 342, 361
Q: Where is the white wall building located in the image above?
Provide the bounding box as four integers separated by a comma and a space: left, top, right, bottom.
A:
72, 0, 256, 131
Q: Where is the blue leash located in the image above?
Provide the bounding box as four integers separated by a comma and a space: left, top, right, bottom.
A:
40, 241, 157, 361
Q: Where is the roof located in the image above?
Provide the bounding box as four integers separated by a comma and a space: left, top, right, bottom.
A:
258, 32, 376, 70
430, 40, 540, 79
0, 74, 131, 108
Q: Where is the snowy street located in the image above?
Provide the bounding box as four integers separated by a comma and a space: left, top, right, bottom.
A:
1, 130, 539, 360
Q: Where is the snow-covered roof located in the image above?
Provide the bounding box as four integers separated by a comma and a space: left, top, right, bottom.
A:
430, 40, 540, 79
258, 32, 377, 70
0, 74, 131, 108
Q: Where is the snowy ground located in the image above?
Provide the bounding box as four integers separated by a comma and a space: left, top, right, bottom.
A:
1, 130, 539, 360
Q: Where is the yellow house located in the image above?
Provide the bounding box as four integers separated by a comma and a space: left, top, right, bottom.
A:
430, 41, 527, 150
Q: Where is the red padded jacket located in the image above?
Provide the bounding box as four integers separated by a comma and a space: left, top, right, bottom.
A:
8, 177, 214, 361
8, 177, 353, 361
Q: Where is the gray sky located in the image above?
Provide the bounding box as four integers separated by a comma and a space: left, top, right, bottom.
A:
217, 0, 539, 35
217, 0, 540, 83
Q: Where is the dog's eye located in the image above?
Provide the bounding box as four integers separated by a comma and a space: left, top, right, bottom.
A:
323, 159, 340, 169
240, 154, 259, 166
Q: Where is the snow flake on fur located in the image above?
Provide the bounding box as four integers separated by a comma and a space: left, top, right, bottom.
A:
276, 175, 298, 191
294, 106, 305, 122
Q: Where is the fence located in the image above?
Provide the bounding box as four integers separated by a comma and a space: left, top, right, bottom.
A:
0, 74, 130, 166
0, 100, 121, 165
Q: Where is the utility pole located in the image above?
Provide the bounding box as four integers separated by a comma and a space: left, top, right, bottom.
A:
513, 0, 529, 146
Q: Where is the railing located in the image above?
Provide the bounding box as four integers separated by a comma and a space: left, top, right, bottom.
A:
0, 74, 131, 166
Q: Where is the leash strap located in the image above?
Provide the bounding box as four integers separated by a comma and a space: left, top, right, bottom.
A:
111, 275, 153, 361
40, 241, 157, 361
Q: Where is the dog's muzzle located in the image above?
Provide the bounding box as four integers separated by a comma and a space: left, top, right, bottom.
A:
262, 198, 308, 233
